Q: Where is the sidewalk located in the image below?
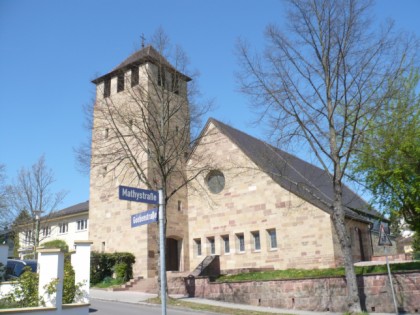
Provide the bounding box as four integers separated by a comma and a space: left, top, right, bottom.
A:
89, 288, 400, 315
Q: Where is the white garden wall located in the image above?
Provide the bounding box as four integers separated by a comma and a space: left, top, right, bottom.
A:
0, 241, 92, 315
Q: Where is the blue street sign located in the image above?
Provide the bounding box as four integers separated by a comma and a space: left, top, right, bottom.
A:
119, 185, 159, 204
131, 208, 158, 227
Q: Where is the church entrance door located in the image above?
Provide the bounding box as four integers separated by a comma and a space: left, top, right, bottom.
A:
166, 238, 179, 271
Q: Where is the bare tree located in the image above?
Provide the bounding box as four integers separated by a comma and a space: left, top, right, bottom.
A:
6, 155, 67, 257
81, 28, 213, 295
236, 0, 417, 311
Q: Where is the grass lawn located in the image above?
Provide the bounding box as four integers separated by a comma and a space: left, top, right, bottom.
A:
217, 261, 420, 282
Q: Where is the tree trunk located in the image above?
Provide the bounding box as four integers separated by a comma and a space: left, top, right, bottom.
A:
331, 183, 362, 313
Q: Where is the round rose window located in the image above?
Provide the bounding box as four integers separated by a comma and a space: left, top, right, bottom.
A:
206, 170, 225, 194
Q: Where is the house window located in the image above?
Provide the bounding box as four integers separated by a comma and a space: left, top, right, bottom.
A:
267, 229, 277, 249
222, 235, 230, 254
157, 66, 166, 87
77, 219, 88, 231
103, 79, 111, 98
59, 223, 68, 234
252, 231, 261, 251
42, 226, 51, 237
24, 230, 32, 244
207, 237, 215, 255
236, 233, 245, 253
131, 66, 139, 87
117, 73, 124, 92
194, 238, 202, 256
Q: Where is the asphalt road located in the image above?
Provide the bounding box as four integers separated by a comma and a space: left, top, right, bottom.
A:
90, 299, 221, 315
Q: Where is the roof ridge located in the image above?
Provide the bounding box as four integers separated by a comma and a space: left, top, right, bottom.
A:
92, 45, 191, 84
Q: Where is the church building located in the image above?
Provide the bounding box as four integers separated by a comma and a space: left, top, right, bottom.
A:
88, 45, 381, 279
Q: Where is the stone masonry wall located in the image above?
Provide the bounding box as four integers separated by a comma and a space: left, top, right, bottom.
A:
185, 272, 420, 313
187, 122, 371, 272
90, 63, 190, 278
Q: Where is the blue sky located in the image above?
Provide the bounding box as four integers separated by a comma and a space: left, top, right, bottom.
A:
1, 0, 419, 210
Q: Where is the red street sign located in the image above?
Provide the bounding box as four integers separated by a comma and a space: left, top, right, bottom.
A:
378, 224, 392, 246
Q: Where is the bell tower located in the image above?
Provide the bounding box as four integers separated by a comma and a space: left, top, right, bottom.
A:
89, 45, 191, 278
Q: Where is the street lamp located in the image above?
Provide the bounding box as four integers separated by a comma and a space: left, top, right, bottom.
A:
34, 210, 43, 259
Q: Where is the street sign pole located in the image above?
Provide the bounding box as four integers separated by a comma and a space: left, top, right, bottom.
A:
117, 185, 163, 312
379, 224, 398, 315
385, 246, 398, 315
158, 189, 166, 315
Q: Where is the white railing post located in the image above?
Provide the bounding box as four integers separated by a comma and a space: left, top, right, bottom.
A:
71, 240, 93, 303
38, 248, 64, 308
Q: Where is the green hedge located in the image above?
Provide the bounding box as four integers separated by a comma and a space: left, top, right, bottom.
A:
90, 252, 135, 285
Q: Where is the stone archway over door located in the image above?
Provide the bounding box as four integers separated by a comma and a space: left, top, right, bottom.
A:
166, 238, 179, 271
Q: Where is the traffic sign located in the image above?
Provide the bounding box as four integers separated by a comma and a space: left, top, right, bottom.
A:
131, 208, 158, 227
378, 224, 393, 246
119, 185, 159, 204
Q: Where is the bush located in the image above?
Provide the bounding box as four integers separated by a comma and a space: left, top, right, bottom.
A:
90, 252, 135, 285
4, 267, 40, 307
41, 239, 69, 253
114, 262, 129, 282
63, 260, 76, 304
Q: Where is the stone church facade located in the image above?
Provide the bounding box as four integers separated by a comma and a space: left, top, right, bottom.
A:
88, 45, 379, 279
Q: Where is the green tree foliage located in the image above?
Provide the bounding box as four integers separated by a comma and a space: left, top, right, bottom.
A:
353, 72, 420, 233
11, 210, 30, 257
412, 232, 420, 258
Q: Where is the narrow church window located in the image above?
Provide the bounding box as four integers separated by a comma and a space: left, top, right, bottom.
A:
252, 231, 261, 251
102, 166, 107, 177
267, 229, 277, 249
117, 73, 124, 92
177, 200, 182, 211
194, 238, 202, 256
158, 66, 166, 87
104, 128, 109, 139
222, 235, 230, 254
171, 73, 179, 94
103, 79, 111, 98
236, 233, 245, 253
131, 66, 139, 87
207, 237, 215, 255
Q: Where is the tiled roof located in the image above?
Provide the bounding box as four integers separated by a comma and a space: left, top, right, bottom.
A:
209, 118, 381, 222
92, 45, 191, 84
45, 201, 89, 220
